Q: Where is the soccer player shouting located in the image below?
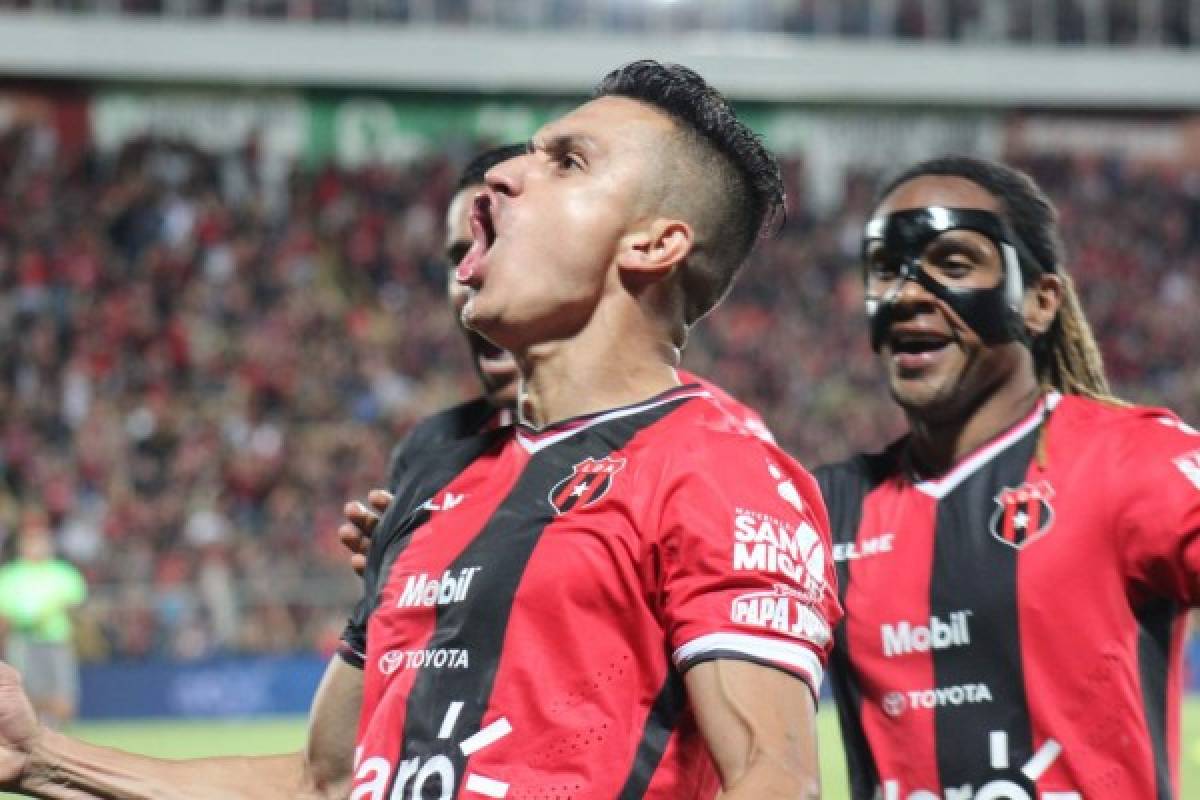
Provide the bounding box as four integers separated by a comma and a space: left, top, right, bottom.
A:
819, 156, 1200, 799
0, 62, 840, 799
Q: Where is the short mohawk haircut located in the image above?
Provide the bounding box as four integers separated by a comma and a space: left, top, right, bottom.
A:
593, 60, 785, 325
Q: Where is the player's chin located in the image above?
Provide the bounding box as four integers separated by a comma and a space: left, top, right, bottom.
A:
888, 371, 952, 413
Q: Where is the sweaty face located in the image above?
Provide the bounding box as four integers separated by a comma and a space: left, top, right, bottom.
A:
455, 96, 673, 353
869, 176, 1028, 423
444, 187, 519, 409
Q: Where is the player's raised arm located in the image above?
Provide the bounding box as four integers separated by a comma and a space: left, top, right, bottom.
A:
686, 660, 820, 799
0, 657, 361, 800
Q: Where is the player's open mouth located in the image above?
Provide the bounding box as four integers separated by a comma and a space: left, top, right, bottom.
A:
456, 193, 496, 287
887, 329, 953, 367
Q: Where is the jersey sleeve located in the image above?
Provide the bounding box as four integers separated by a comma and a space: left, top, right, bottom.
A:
336, 443, 411, 669
1115, 412, 1200, 604
652, 436, 842, 697
338, 596, 370, 670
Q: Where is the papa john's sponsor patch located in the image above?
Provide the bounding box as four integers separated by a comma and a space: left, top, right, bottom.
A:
730, 584, 830, 646
732, 508, 826, 600
548, 455, 626, 514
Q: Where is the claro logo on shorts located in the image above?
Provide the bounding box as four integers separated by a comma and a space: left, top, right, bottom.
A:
881, 610, 972, 657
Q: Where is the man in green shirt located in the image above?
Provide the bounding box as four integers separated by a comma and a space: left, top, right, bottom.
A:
0, 513, 87, 728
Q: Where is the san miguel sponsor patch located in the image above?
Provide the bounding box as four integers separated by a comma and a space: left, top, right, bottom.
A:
989, 480, 1055, 549
548, 456, 626, 514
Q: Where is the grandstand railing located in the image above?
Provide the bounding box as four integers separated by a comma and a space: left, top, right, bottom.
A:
1, 0, 1198, 49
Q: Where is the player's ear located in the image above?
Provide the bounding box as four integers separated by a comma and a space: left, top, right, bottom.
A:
1023, 272, 1063, 336
615, 218, 693, 282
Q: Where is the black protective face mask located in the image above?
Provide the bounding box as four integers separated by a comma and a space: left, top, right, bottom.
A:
861, 207, 1046, 352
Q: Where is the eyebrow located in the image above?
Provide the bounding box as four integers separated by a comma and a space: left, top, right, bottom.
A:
925, 231, 994, 259
530, 133, 599, 156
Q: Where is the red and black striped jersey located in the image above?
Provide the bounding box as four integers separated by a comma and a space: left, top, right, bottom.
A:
817, 393, 1200, 800
339, 372, 774, 667
349, 384, 839, 799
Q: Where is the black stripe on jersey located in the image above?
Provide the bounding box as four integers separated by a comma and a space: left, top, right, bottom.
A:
929, 430, 1038, 790
616, 668, 687, 799
396, 395, 693, 797
344, 430, 507, 668
1136, 596, 1176, 800
816, 455, 891, 800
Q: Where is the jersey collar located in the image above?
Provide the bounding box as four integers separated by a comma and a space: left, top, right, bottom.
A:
912, 392, 1061, 499
516, 383, 710, 455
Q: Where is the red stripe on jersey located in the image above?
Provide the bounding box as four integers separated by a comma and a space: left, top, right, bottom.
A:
1012, 398, 1187, 797
1026, 495, 1041, 543
843, 483, 941, 788
358, 439, 528, 761
1002, 501, 1018, 543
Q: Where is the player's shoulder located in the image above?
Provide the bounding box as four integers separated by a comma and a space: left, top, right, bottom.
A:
650, 392, 819, 501
677, 370, 775, 444
814, 441, 903, 503
387, 396, 497, 473
404, 396, 497, 448
1051, 393, 1199, 453
667, 392, 783, 458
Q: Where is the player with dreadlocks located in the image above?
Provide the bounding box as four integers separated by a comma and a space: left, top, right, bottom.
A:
818, 155, 1200, 799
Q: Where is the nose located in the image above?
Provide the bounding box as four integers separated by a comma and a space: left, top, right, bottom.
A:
484, 153, 526, 197
874, 264, 940, 324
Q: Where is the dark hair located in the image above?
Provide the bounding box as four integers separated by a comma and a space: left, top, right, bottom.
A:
878, 155, 1062, 281
878, 155, 1119, 405
456, 143, 528, 191
593, 60, 785, 325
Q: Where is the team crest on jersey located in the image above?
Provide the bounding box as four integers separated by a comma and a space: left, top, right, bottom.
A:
988, 480, 1055, 549
548, 456, 626, 514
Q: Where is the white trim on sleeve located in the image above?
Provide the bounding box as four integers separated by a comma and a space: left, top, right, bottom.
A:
673, 632, 824, 693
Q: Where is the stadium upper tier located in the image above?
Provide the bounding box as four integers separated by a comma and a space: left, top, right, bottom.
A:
0, 0, 1197, 49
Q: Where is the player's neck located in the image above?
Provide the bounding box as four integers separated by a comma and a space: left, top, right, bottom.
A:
515, 315, 680, 430
905, 372, 1044, 478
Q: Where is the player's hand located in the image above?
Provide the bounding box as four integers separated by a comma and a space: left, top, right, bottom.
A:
0, 661, 40, 788
338, 489, 392, 576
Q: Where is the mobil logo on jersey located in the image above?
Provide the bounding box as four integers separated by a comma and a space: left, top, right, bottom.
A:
881, 610, 972, 657
989, 480, 1055, 549
548, 455, 626, 514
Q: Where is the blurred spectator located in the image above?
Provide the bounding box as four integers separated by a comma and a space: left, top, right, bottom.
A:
0, 508, 87, 726
0, 120, 1195, 662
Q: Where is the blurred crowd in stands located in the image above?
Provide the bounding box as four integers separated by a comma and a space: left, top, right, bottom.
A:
1, 0, 1197, 49
0, 122, 1196, 662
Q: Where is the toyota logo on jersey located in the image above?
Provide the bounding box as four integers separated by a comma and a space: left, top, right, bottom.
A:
989, 480, 1055, 549
548, 456, 626, 514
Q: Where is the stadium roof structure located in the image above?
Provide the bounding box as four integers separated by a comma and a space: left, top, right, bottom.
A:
1, 15, 1200, 108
